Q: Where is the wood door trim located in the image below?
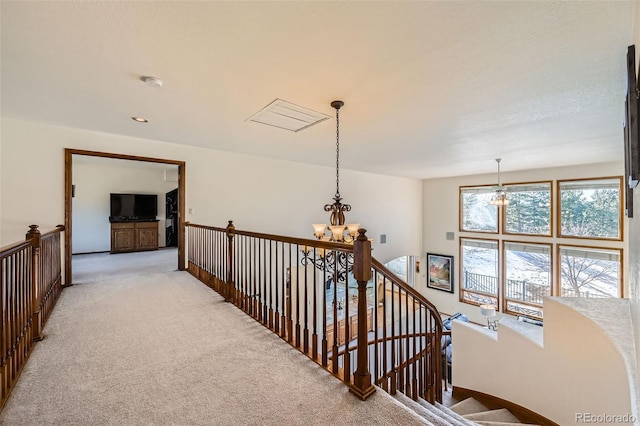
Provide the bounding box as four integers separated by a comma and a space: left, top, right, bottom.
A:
64, 149, 186, 285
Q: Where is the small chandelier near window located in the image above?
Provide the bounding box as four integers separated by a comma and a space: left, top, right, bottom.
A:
313, 100, 360, 243
489, 158, 509, 206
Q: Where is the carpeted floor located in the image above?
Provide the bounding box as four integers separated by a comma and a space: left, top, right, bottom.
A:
0, 249, 426, 425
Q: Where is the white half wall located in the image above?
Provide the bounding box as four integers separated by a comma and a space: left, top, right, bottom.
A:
0, 118, 422, 263
72, 159, 178, 253
453, 298, 636, 425
421, 161, 626, 325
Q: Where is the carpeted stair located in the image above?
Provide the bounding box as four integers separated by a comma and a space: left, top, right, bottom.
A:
394, 394, 540, 426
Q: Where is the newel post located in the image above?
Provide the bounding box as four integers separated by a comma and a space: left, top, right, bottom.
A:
26, 225, 44, 342
350, 229, 376, 400
225, 220, 235, 303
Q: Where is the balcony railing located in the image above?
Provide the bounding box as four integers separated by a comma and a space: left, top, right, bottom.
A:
186, 222, 444, 403
1, 225, 65, 409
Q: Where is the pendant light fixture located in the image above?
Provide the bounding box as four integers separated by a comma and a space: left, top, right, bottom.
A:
312, 100, 359, 243
489, 158, 509, 206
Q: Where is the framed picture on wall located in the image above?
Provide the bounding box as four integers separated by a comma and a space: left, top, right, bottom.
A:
427, 253, 454, 293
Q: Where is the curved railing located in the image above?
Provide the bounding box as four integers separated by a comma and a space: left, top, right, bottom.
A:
186, 221, 443, 403
371, 259, 443, 403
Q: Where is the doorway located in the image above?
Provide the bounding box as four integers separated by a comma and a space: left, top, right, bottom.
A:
64, 149, 186, 285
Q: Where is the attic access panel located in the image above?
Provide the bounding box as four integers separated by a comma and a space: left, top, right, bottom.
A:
247, 99, 330, 132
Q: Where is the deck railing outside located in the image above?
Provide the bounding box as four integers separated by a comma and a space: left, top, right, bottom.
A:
1, 225, 65, 409
186, 221, 443, 403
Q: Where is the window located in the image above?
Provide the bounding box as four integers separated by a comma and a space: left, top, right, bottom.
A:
456, 175, 624, 319
504, 242, 551, 319
460, 239, 498, 305
559, 246, 622, 298
460, 187, 498, 233
504, 182, 551, 236
558, 177, 622, 240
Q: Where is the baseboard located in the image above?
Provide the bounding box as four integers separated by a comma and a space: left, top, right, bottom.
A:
452, 386, 559, 426
72, 250, 110, 255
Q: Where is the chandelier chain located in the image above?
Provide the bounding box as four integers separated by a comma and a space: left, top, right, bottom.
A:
335, 106, 340, 198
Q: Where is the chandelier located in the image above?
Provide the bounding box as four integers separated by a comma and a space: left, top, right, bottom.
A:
489, 158, 509, 206
312, 100, 360, 243
301, 100, 359, 283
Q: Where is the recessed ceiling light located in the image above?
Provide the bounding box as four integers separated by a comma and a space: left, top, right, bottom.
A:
140, 76, 163, 88
131, 116, 148, 123
247, 99, 331, 132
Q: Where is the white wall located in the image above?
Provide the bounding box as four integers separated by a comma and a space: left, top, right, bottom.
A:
72, 160, 178, 253
421, 161, 626, 324
453, 298, 636, 425
0, 117, 422, 263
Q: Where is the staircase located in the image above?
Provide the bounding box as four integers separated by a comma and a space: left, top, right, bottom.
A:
394, 393, 539, 426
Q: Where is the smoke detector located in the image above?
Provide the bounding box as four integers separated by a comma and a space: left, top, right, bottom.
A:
140, 76, 163, 88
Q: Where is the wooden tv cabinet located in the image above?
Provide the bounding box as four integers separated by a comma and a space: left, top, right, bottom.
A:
110, 221, 159, 254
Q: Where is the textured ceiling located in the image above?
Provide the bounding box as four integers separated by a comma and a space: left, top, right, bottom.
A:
1, 1, 636, 179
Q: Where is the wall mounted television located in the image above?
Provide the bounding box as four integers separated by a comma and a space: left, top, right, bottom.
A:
624, 44, 639, 218
110, 193, 158, 221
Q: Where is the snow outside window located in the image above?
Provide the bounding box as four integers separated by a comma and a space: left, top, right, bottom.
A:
460, 239, 498, 306
559, 246, 621, 298
504, 242, 551, 319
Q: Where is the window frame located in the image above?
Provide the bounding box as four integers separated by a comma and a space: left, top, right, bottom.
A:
556, 176, 624, 241
502, 180, 553, 238
556, 244, 624, 299
459, 185, 499, 234
459, 237, 500, 307
455, 175, 624, 320
502, 240, 553, 319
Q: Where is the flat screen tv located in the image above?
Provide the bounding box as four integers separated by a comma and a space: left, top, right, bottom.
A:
110, 193, 158, 220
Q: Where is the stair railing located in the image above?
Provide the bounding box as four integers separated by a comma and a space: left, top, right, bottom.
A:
186, 222, 443, 403
1, 225, 65, 409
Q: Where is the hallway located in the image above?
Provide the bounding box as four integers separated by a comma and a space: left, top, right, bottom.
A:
0, 251, 425, 425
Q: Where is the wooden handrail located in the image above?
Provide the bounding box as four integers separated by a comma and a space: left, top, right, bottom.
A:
0, 240, 31, 259
186, 222, 355, 251
41, 225, 65, 238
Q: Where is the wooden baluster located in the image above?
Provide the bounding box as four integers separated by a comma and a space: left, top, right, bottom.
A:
256, 239, 262, 322
294, 246, 301, 349
263, 239, 268, 327
274, 242, 280, 335
321, 248, 328, 367
311, 248, 318, 360
303, 245, 309, 355
225, 221, 235, 303
331, 249, 339, 374
348, 229, 375, 400
390, 280, 396, 395
287, 244, 293, 344
381, 275, 388, 392
268, 240, 274, 331
26, 225, 43, 342
343, 253, 350, 384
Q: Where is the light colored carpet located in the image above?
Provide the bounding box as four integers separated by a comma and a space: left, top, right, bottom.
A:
0, 250, 427, 425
